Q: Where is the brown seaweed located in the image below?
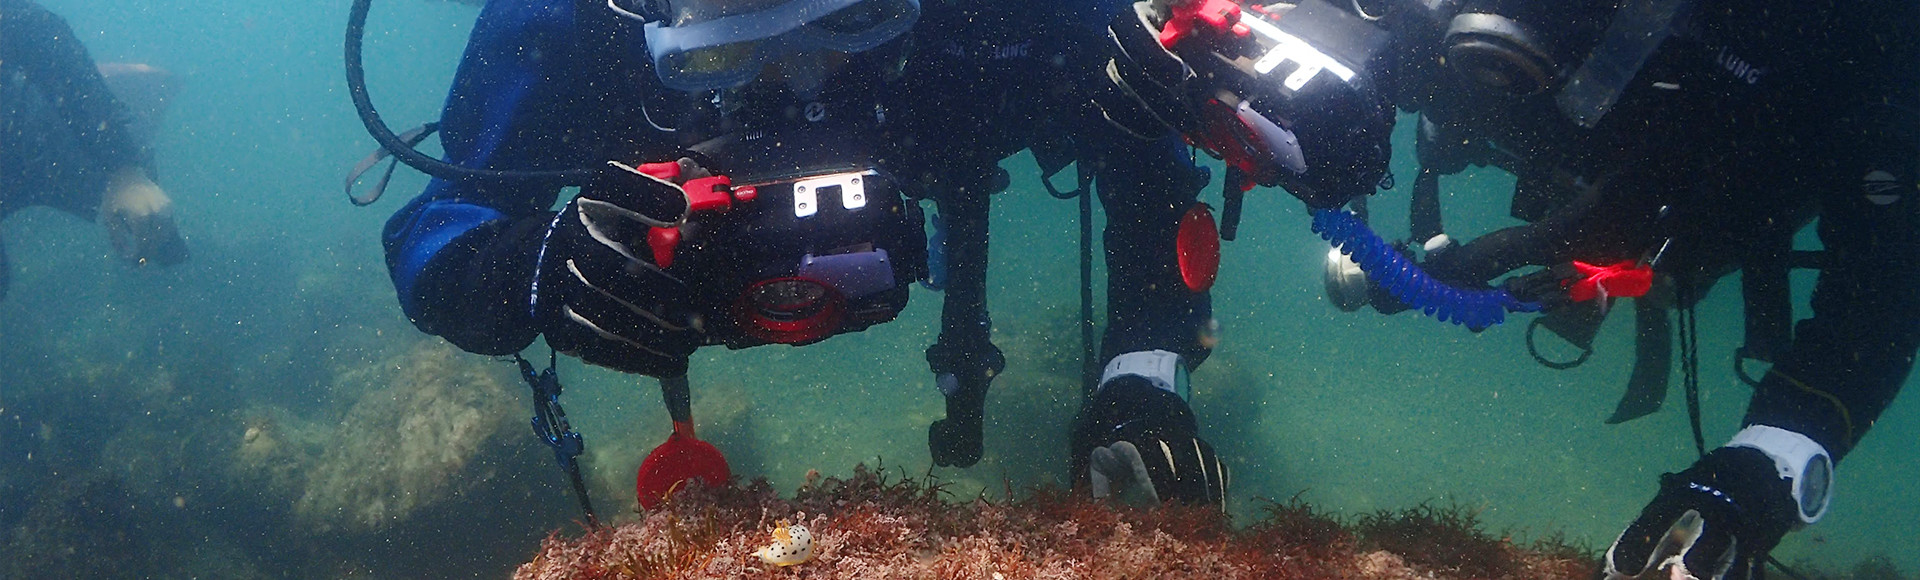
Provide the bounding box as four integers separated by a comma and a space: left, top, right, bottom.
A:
514, 464, 1600, 580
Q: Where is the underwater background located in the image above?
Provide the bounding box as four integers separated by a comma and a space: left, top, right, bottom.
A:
1, 0, 1914, 577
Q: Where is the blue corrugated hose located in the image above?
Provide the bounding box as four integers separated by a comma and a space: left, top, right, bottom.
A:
1311, 209, 1540, 330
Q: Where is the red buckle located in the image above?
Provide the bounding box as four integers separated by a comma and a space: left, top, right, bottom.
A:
644, 172, 744, 270
1159, 0, 1247, 48
633, 161, 682, 181
683, 175, 734, 214
1566, 261, 1653, 302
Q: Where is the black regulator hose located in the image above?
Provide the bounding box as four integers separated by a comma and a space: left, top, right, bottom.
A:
345, 0, 593, 186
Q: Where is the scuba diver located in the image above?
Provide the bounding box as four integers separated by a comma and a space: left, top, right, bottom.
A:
367, 0, 1227, 512
1, 0, 188, 300
1093, 0, 1917, 577
887, 1, 1227, 506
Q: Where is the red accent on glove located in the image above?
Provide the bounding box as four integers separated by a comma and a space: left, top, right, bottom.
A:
648, 227, 680, 269
1159, 0, 1245, 48
634, 161, 682, 181
1567, 261, 1653, 302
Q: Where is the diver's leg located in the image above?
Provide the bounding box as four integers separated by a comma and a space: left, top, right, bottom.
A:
927, 174, 1005, 468
1073, 130, 1222, 504
1744, 106, 1920, 462
1094, 134, 1213, 365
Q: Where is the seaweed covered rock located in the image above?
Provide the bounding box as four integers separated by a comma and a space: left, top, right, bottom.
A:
515, 465, 1597, 580
292, 339, 521, 532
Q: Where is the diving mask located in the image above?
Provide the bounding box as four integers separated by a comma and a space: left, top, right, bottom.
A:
612, 0, 920, 92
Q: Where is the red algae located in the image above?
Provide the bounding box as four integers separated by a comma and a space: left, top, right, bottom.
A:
514, 465, 1597, 580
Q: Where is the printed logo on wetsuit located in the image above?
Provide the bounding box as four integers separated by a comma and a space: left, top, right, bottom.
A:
941, 40, 1032, 60
1862, 170, 1906, 205
1713, 46, 1766, 85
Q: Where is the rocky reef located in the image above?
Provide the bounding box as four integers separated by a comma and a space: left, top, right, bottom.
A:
513, 465, 1597, 580
290, 339, 521, 532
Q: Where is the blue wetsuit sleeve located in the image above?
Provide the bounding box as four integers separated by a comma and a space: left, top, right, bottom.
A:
381, 0, 596, 355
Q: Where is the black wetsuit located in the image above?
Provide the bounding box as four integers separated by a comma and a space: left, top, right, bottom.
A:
385, 0, 1213, 368
0, 0, 148, 298
1387, 0, 1920, 461
886, 0, 1214, 372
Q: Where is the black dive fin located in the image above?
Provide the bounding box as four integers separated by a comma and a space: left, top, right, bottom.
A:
1607, 297, 1673, 424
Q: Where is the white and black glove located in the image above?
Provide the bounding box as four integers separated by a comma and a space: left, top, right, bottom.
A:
100, 166, 188, 267
1604, 426, 1831, 580
1094, 0, 1199, 142
538, 161, 701, 377
1074, 351, 1226, 507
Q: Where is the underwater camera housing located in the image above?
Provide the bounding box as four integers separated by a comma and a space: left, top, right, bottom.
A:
669, 128, 926, 349
1100, 0, 1396, 210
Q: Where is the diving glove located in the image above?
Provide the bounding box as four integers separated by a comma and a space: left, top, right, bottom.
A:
538, 160, 701, 378
101, 166, 188, 267
1095, 0, 1200, 141
1604, 426, 1831, 580
1075, 350, 1226, 507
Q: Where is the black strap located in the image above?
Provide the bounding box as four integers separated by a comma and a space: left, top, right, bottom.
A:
1675, 283, 1707, 458
1736, 231, 1795, 386
1410, 169, 1444, 244
1219, 166, 1251, 241
1525, 315, 1595, 370
927, 178, 1002, 468
1609, 297, 1673, 424
343, 123, 437, 206
1036, 159, 1102, 391
513, 351, 599, 528
1077, 169, 1099, 391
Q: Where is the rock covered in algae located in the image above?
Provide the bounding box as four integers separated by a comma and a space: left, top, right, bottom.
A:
514, 465, 1597, 580
289, 339, 522, 532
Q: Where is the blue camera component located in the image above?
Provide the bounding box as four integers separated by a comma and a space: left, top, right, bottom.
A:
1311, 208, 1540, 330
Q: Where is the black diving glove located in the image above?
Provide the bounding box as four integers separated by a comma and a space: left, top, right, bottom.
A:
538, 160, 700, 378
1603, 433, 1828, 580
1074, 351, 1226, 507
1094, 0, 1200, 141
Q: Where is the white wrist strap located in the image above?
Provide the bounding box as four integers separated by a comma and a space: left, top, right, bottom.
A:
1098, 350, 1188, 400
1726, 424, 1833, 525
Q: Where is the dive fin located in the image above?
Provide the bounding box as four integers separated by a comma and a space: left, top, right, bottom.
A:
1606, 297, 1672, 424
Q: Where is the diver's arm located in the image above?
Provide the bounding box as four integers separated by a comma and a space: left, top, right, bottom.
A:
382, 0, 597, 355
0, 0, 149, 173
